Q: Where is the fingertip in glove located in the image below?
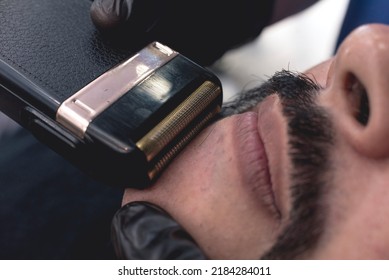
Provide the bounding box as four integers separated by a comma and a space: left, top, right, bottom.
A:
90, 0, 165, 34
111, 201, 206, 260
90, 0, 273, 65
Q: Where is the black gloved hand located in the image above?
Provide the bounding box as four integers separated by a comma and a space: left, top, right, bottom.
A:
111, 201, 206, 259
90, 0, 274, 65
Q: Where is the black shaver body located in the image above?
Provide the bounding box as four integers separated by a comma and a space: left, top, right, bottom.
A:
0, 0, 222, 188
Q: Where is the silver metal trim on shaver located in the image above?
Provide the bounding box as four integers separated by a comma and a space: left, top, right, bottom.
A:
56, 42, 178, 138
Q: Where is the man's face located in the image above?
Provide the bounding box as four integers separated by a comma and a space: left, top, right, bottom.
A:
123, 24, 389, 259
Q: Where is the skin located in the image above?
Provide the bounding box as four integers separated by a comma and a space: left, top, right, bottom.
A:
122, 24, 389, 259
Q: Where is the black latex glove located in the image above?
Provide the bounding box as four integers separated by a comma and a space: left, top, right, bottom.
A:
90, 0, 274, 65
111, 202, 206, 259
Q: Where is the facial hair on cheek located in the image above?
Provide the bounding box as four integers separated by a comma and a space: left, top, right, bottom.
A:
257, 71, 334, 259
220, 70, 334, 259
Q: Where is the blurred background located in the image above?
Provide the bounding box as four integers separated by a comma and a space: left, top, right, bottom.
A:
212, 0, 350, 102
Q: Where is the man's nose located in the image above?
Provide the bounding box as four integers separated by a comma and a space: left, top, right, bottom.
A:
326, 24, 389, 158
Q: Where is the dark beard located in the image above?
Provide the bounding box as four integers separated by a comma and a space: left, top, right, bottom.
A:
222, 70, 334, 259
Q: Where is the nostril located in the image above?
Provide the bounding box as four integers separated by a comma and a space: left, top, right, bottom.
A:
345, 73, 370, 126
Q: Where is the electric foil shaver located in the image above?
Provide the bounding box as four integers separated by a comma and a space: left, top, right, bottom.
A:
0, 0, 222, 188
